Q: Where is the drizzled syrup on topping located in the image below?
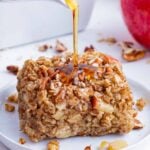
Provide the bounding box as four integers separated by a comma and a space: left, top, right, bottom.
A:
55, 63, 97, 84
54, 0, 97, 83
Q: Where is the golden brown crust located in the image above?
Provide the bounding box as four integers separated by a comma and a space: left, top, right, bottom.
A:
17, 51, 137, 142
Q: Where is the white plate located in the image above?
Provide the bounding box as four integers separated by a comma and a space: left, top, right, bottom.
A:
0, 79, 150, 150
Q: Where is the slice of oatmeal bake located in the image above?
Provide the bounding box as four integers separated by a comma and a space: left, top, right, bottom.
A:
17, 51, 138, 142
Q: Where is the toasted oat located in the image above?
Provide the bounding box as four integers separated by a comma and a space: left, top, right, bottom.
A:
7, 65, 19, 75
136, 98, 146, 111
8, 93, 18, 103
19, 138, 26, 144
98, 37, 117, 45
38, 44, 52, 52
5, 103, 15, 112
133, 119, 143, 129
84, 45, 95, 52
84, 146, 91, 150
119, 41, 146, 62
55, 40, 67, 52
47, 140, 59, 150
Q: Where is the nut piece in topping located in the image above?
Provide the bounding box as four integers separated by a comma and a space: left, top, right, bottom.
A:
98, 37, 117, 45
90, 96, 98, 109
133, 119, 143, 129
5, 103, 15, 112
19, 138, 26, 144
119, 41, 146, 62
55, 40, 67, 52
47, 140, 59, 150
38, 44, 52, 52
136, 98, 146, 111
7, 65, 19, 75
8, 93, 18, 104
84, 146, 91, 150
84, 45, 95, 52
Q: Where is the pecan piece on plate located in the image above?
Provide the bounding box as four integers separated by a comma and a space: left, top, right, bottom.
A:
55, 40, 68, 53
120, 41, 146, 62
5, 103, 15, 112
7, 93, 18, 104
133, 119, 143, 129
6, 65, 19, 75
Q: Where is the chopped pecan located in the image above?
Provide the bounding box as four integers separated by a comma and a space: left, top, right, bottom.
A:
7, 65, 19, 75
120, 41, 146, 62
40, 77, 50, 90
90, 96, 98, 109
84, 45, 95, 52
5, 103, 15, 112
133, 119, 143, 129
55, 40, 67, 52
55, 89, 66, 103
47, 140, 59, 150
19, 138, 26, 144
84, 146, 91, 150
78, 71, 85, 81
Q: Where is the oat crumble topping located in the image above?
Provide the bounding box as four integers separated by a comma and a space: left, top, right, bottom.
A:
17, 51, 140, 142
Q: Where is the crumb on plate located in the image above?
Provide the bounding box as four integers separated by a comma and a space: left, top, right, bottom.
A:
19, 138, 26, 144
99, 140, 128, 150
98, 37, 117, 45
136, 98, 146, 111
8, 93, 18, 104
38, 44, 52, 52
5, 103, 15, 112
47, 140, 59, 150
84, 146, 91, 150
6, 65, 19, 75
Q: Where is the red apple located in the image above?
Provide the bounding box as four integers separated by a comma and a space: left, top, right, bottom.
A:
121, 0, 150, 48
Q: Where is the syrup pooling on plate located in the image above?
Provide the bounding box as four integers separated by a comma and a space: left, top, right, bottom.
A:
65, 0, 79, 67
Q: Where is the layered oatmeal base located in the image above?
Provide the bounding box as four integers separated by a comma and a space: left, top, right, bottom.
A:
17, 51, 139, 142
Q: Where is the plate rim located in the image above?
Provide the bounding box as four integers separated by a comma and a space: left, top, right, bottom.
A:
0, 78, 150, 150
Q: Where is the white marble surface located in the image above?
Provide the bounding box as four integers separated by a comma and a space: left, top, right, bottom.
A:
0, 0, 150, 149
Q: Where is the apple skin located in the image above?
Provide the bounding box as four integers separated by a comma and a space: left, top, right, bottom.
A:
121, 0, 150, 48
